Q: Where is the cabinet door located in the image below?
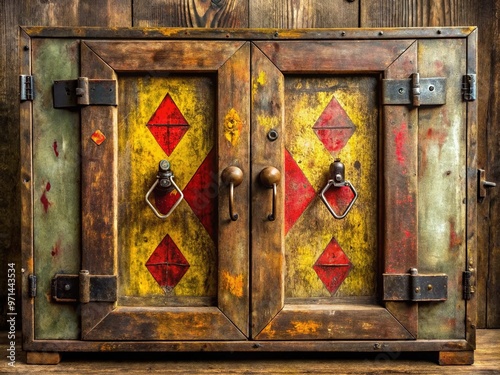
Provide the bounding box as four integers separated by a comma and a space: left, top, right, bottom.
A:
250, 39, 468, 340
78, 41, 250, 340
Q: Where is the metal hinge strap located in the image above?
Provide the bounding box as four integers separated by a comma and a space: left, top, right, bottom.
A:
28, 274, 37, 298
462, 74, 476, 101
383, 268, 448, 302
51, 271, 117, 303
53, 77, 117, 108
20, 75, 35, 101
463, 271, 475, 300
382, 74, 446, 106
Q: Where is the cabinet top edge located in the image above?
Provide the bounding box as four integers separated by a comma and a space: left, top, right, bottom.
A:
20, 26, 476, 40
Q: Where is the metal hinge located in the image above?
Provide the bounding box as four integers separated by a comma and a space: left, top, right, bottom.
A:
20, 75, 35, 101
382, 73, 446, 106
462, 74, 476, 101
51, 271, 117, 303
383, 268, 448, 302
463, 270, 475, 300
28, 274, 37, 298
53, 77, 117, 108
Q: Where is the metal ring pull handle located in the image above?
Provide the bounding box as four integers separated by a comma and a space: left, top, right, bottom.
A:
145, 160, 184, 219
259, 166, 281, 221
320, 159, 358, 220
221, 166, 244, 221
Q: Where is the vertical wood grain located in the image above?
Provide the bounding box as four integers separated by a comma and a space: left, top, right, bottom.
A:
133, 0, 248, 27
361, 0, 499, 329
249, 0, 358, 28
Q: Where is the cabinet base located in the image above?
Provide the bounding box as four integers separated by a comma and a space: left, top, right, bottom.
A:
438, 351, 474, 365
26, 352, 61, 365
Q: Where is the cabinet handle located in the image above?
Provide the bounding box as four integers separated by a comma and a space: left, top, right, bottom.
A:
259, 166, 281, 221
320, 159, 358, 219
221, 166, 244, 221
145, 160, 184, 219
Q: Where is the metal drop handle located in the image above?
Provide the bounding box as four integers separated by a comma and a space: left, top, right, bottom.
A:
221, 166, 244, 221
259, 166, 281, 221
320, 159, 358, 219
145, 160, 184, 219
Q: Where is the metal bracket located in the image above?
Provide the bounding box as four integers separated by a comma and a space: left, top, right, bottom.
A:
53, 77, 117, 108
51, 271, 117, 303
20, 75, 35, 101
382, 73, 446, 106
462, 74, 476, 101
383, 268, 448, 302
28, 274, 37, 298
463, 270, 475, 301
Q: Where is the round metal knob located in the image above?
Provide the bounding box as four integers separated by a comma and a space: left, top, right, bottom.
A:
221, 166, 244, 187
259, 166, 281, 188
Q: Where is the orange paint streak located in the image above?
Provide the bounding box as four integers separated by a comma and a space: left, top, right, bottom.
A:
220, 271, 244, 298
449, 220, 463, 249
289, 321, 321, 335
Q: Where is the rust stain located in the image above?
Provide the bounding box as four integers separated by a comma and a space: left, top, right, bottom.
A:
393, 122, 407, 166
53, 140, 59, 157
289, 320, 320, 335
224, 108, 243, 147
40, 182, 52, 213
221, 271, 244, 298
51, 239, 61, 257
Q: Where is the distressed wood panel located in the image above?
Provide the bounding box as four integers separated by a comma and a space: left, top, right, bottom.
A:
133, 0, 248, 27
249, 0, 358, 28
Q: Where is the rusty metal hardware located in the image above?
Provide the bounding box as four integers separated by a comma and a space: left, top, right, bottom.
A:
28, 274, 37, 298
51, 272, 117, 303
320, 159, 358, 219
20, 75, 35, 101
462, 74, 477, 101
53, 77, 117, 108
478, 169, 496, 201
145, 160, 184, 219
382, 73, 446, 106
259, 166, 281, 221
221, 166, 244, 221
383, 268, 448, 302
463, 270, 475, 300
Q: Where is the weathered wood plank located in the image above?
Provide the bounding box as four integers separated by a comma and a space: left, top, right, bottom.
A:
254, 40, 415, 73
217, 43, 251, 336
382, 41, 418, 338
133, 0, 248, 27
249, 0, 358, 28
85, 40, 245, 72
250, 44, 285, 338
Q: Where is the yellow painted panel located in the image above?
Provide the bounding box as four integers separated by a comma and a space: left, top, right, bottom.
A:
117, 74, 217, 302
285, 76, 378, 299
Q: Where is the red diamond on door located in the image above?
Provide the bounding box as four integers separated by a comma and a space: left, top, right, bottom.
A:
147, 93, 190, 156
313, 237, 352, 295
313, 96, 355, 153
146, 234, 190, 293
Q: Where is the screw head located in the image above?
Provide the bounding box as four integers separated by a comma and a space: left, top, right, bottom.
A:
159, 160, 170, 171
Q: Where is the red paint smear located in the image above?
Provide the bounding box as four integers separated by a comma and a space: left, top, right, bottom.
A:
284, 150, 316, 234
426, 128, 448, 150
183, 149, 217, 243
393, 122, 407, 165
53, 141, 59, 157
51, 239, 61, 257
449, 220, 463, 249
40, 182, 52, 213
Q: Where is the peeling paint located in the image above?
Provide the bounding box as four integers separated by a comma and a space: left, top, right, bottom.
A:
53, 140, 59, 157
40, 182, 52, 213
289, 320, 320, 335
221, 271, 244, 298
224, 108, 243, 147
51, 239, 61, 257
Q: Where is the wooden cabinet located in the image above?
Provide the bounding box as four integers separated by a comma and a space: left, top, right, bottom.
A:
21, 27, 477, 365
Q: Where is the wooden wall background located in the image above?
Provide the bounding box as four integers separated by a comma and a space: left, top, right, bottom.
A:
1, 0, 498, 330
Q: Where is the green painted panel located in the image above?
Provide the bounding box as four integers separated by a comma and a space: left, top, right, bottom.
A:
32, 39, 81, 339
417, 39, 467, 339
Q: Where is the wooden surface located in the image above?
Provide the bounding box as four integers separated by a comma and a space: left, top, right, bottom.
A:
1, 330, 498, 372
1, 0, 499, 334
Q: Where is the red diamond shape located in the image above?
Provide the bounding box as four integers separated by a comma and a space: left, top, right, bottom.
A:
146, 234, 190, 293
313, 96, 355, 153
147, 93, 190, 156
313, 237, 352, 295
183, 148, 217, 243
323, 183, 356, 219
285, 150, 316, 234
